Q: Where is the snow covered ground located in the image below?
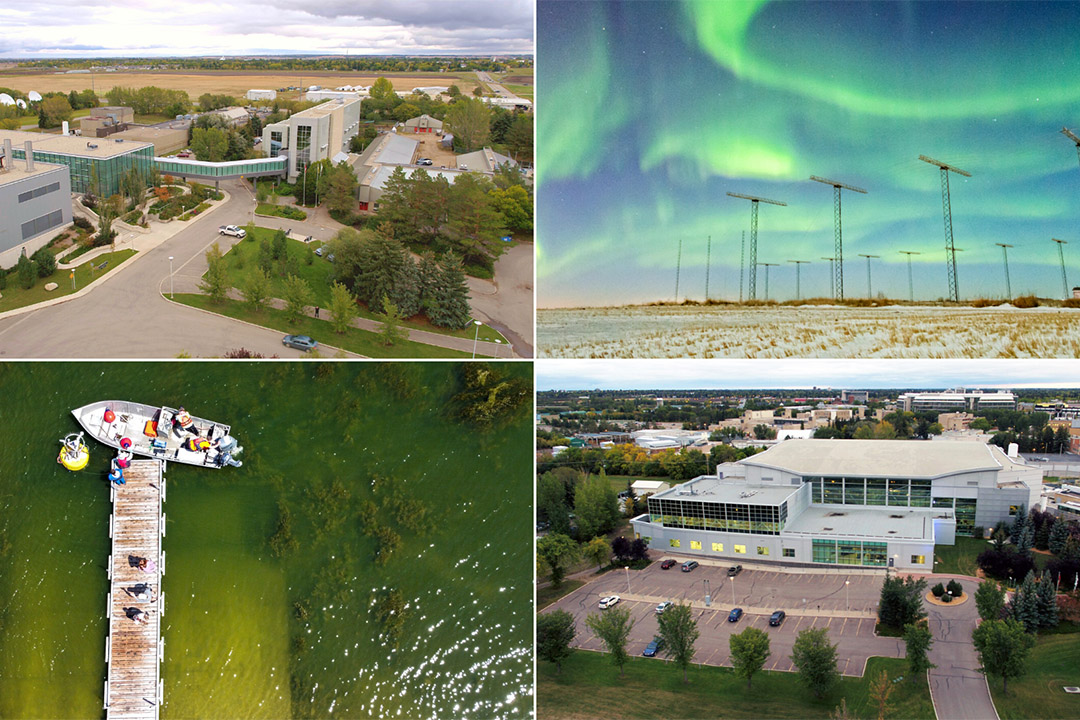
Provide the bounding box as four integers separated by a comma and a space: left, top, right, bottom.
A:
537, 304, 1080, 358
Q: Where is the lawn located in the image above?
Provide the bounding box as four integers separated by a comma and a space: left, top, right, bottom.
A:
538, 651, 934, 720
0, 250, 135, 314
255, 202, 306, 221
933, 536, 988, 576
133, 114, 174, 124
221, 227, 506, 343
503, 83, 534, 100
171, 294, 471, 359
538, 580, 585, 611
990, 633, 1080, 719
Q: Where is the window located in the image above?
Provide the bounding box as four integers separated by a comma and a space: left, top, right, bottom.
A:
866, 478, 887, 506
783, 548, 795, 558
711, 542, 724, 552
955, 498, 977, 536
843, 477, 864, 505
20, 209, 64, 240
810, 477, 823, 503
932, 496, 955, 509
669, 539, 681, 548
296, 124, 312, 167
734, 544, 746, 554
911, 554, 926, 565
17, 181, 61, 203
838, 541, 862, 565
690, 540, 702, 550
812, 539, 837, 564
1009, 505, 1019, 516
757, 546, 769, 556
823, 477, 844, 504
863, 542, 887, 567
888, 478, 909, 506
910, 479, 932, 508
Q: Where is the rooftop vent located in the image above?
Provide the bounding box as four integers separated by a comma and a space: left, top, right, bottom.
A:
888, 530, 897, 534
822, 527, 833, 531
826, 512, 846, 517
890, 514, 905, 519
87, 142, 98, 149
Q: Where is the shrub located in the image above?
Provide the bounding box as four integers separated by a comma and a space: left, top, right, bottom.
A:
932, 583, 946, 598
121, 209, 142, 225
31, 247, 56, 277
974, 526, 985, 539
971, 298, 1003, 308
81, 193, 97, 210
0, 270, 7, 291
941, 593, 953, 603
1062, 298, 1080, 308
947, 579, 963, 596
72, 216, 93, 230
1013, 295, 1039, 308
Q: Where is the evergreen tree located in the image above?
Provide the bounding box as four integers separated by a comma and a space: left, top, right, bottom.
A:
903, 623, 935, 675
1010, 570, 1040, 632
16, 253, 35, 290
1035, 518, 1053, 552
1049, 519, 1069, 557
1035, 573, 1059, 629
428, 253, 471, 329
1010, 505, 1027, 544
878, 572, 928, 630
356, 233, 409, 313
446, 172, 506, 271
1017, 523, 1034, 558
417, 251, 441, 313
389, 257, 421, 318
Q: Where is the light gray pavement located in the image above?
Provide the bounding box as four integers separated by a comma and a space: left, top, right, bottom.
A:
542, 557, 903, 677
914, 573, 999, 720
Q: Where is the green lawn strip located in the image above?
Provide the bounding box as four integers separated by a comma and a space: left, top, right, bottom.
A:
990, 633, 1080, 719
538, 652, 933, 720
221, 228, 506, 342
170, 294, 470, 358
933, 537, 987, 576
133, 114, 173, 124
503, 83, 534, 99
254, 202, 307, 220
0, 250, 135, 314
538, 580, 585, 611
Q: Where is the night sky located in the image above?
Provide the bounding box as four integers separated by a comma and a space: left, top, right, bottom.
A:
537, 1, 1080, 306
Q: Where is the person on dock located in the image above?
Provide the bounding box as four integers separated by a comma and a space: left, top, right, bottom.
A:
108, 460, 125, 486
137, 557, 157, 574
127, 608, 149, 625
125, 583, 153, 601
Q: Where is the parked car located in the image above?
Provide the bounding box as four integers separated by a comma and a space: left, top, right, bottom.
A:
315, 246, 323, 256
218, 225, 246, 238
769, 610, 786, 626
282, 334, 317, 352
417, 157, 433, 166
681, 560, 699, 572
728, 565, 743, 578
661, 559, 676, 570
642, 636, 665, 657
598, 595, 620, 609
655, 601, 673, 615
728, 607, 744, 623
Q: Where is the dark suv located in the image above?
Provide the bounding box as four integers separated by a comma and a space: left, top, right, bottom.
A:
727, 565, 743, 577
769, 610, 786, 626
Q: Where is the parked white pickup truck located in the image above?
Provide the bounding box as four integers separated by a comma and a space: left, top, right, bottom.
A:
219, 225, 246, 238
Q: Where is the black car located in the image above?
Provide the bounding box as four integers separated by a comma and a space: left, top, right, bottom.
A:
728, 564, 743, 577
642, 636, 665, 657
661, 559, 676, 570
769, 610, 786, 626
728, 607, 744, 623
681, 560, 699, 572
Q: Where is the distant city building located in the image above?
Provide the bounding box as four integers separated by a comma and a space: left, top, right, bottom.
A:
841, 390, 870, 403
246, 89, 277, 101
898, 390, 1016, 413
0, 138, 72, 267
304, 89, 365, 103
631, 439, 1042, 571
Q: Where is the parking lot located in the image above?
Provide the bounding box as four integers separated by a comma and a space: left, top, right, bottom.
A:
544, 560, 904, 676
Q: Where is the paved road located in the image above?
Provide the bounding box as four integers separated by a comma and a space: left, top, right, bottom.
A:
476, 71, 514, 98
543, 560, 903, 677
921, 574, 999, 720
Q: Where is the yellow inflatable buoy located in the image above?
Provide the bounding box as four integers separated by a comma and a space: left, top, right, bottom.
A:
58, 432, 90, 472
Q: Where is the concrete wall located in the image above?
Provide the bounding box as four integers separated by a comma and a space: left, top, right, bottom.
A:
0, 165, 72, 268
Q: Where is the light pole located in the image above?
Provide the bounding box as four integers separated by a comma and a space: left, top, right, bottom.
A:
821, 257, 836, 298
168, 256, 174, 298
471, 320, 482, 358
845, 579, 850, 610
789, 260, 809, 301
314, 163, 323, 207
704, 578, 711, 607
730, 575, 736, 605
624, 565, 631, 593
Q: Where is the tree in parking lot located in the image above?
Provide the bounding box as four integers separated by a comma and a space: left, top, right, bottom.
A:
729, 626, 770, 689
877, 572, 927, 631
903, 623, 935, 676
791, 627, 839, 699
537, 610, 576, 675
657, 602, 699, 684
972, 618, 1035, 694
583, 536, 611, 572
537, 533, 578, 588
585, 607, 634, 677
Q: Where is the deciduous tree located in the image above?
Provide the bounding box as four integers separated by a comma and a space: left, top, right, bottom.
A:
972, 618, 1036, 694
657, 603, 699, 684
729, 626, 770, 689
537, 610, 576, 675
536, 533, 578, 587
903, 623, 935, 676
328, 281, 357, 334
791, 627, 839, 698
586, 607, 634, 677
241, 268, 271, 311
378, 296, 406, 346
281, 274, 313, 323
199, 242, 230, 302
191, 127, 228, 162
445, 97, 491, 151
975, 579, 1007, 622
582, 536, 611, 572
574, 473, 619, 540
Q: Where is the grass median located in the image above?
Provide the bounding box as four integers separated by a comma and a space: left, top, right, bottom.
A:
538, 651, 933, 720
171, 293, 471, 358
0, 250, 136, 314
990, 633, 1080, 719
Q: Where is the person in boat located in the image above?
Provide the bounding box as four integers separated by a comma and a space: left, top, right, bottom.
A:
137, 557, 157, 573
174, 407, 198, 436
184, 436, 212, 453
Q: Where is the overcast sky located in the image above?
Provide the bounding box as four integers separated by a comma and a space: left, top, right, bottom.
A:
537, 360, 1080, 391
0, 1, 533, 57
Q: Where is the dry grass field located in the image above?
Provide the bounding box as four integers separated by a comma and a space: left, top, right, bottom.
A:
537, 304, 1080, 358
0, 71, 482, 97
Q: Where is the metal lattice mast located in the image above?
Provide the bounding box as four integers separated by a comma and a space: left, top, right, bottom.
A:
758, 262, 779, 301
1062, 127, 1080, 168
789, 260, 809, 301
995, 243, 1013, 298
821, 257, 836, 298
727, 192, 786, 300
705, 235, 712, 301
858, 254, 880, 298
898, 251, 919, 302
810, 176, 867, 301
919, 155, 971, 302
1053, 238, 1069, 298
675, 236, 682, 302
739, 231, 745, 303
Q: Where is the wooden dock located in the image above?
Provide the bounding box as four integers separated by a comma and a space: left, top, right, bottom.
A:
104, 459, 165, 719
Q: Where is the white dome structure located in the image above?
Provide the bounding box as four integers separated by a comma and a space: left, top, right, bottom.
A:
27, 90, 42, 102
0, 93, 15, 106
15, 98, 26, 109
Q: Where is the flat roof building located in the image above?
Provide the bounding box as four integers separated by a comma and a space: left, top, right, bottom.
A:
898, 390, 1016, 413
632, 439, 1042, 571
456, 147, 517, 173
0, 138, 72, 268
262, 98, 362, 182
0, 129, 153, 197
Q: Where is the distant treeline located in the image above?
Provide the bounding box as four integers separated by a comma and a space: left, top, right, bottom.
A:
14, 56, 532, 73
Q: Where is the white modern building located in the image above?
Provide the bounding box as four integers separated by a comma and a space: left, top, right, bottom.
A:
246, 89, 277, 101
304, 89, 366, 103
898, 390, 1016, 413
631, 439, 1042, 571
262, 97, 362, 182
0, 139, 72, 268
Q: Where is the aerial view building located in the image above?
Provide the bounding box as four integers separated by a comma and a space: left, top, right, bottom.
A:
632, 439, 1042, 570
898, 389, 1017, 413
0, 139, 72, 267
0, 129, 152, 197
262, 97, 362, 182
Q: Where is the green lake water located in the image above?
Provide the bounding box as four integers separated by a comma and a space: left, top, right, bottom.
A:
0, 362, 533, 719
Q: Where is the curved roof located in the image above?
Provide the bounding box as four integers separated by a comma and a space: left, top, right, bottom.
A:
741, 439, 1003, 478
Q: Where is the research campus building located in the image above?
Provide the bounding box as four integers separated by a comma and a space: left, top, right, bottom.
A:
631, 439, 1042, 571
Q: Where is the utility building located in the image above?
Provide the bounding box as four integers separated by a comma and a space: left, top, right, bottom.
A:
0, 138, 72, 267
631, 439, 1041, 571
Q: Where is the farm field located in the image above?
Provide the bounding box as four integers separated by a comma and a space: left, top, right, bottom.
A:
0, 70, 481, 97
537, 304, 1080, 358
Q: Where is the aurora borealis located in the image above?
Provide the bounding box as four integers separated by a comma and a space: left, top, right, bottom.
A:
537, 0, 1080, 306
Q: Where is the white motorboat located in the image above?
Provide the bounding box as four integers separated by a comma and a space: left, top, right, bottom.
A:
72, 400, 242, 469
